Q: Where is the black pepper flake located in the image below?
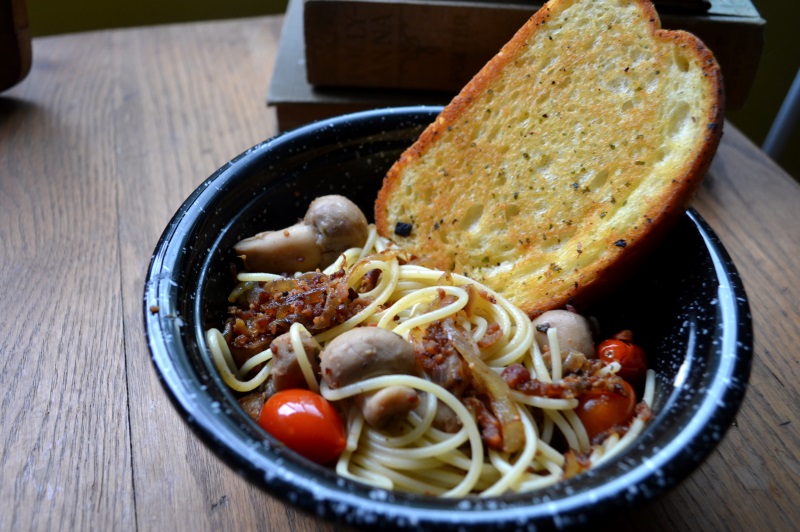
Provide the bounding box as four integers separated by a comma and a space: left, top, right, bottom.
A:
433, 221, 439, 230
615, 239, 627, 248
571, 182, 579, 189
395, 222, 413, 237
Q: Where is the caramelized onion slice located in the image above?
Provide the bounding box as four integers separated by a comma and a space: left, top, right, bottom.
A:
442, 319, 524, 454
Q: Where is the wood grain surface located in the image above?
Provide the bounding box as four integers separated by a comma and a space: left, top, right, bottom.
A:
0, 15, 797, 532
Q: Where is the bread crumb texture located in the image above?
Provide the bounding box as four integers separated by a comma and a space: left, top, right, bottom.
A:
375, 0, 723, 316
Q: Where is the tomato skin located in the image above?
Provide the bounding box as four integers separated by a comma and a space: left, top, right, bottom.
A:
597, 339, 648, 388
575, 381, 636, 441
258, 389, 346, 465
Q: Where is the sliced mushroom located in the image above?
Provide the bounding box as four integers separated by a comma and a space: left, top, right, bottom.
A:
532, 309, 595, 358
321, 327, 416, 387
269, 331, 320, 391
321, 327, 419, 429
234, 195, 369, 274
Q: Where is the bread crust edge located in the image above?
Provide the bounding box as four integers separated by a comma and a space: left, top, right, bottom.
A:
375, 0, 725, 317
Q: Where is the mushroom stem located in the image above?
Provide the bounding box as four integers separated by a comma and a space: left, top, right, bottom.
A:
356, 386, 420, 429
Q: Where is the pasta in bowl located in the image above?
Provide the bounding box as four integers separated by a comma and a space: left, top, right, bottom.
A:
207, 221, 656, 497
144, 107, 752, 529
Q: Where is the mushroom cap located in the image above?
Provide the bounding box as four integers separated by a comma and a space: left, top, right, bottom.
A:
320, 327, 416, 388
304, 195, 369, 264
532, 309, 595, 358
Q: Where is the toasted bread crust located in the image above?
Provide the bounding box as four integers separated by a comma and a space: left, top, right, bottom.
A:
375, 0, 723, 317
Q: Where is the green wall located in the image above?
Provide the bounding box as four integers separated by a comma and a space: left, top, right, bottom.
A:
27, 0, 288, 35
24, 0, 800, 179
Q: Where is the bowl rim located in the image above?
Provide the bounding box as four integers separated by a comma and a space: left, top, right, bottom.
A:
143, 106, 753, 530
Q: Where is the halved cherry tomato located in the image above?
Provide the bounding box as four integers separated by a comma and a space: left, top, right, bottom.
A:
597, 338, 648, 388
258, 389, 346, 464
575, 381, 636, 441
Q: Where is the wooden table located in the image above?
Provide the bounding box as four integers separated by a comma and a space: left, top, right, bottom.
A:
1, 15, 798, 532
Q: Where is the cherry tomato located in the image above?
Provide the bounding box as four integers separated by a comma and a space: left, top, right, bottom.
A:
575, 381, 636, 441
597, 338, 648, 388
258, 389, 346, 465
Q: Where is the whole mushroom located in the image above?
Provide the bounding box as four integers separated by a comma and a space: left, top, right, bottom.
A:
531, 309, 595, 359
320, 327, 420, 429
305, 195, 370, 267
234, 195, 369, 274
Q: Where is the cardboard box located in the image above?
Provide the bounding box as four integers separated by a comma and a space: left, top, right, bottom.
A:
268, 0, 763, 131
304, 0, 763, 109
268, 0, 451, 131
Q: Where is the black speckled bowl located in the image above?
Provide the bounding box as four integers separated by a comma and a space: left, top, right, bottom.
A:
143, 107, 752, 530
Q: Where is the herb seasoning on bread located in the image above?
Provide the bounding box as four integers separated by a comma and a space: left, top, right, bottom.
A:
375, 0, 724, 317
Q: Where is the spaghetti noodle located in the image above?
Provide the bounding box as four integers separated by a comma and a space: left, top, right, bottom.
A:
206, 225, 654, 496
